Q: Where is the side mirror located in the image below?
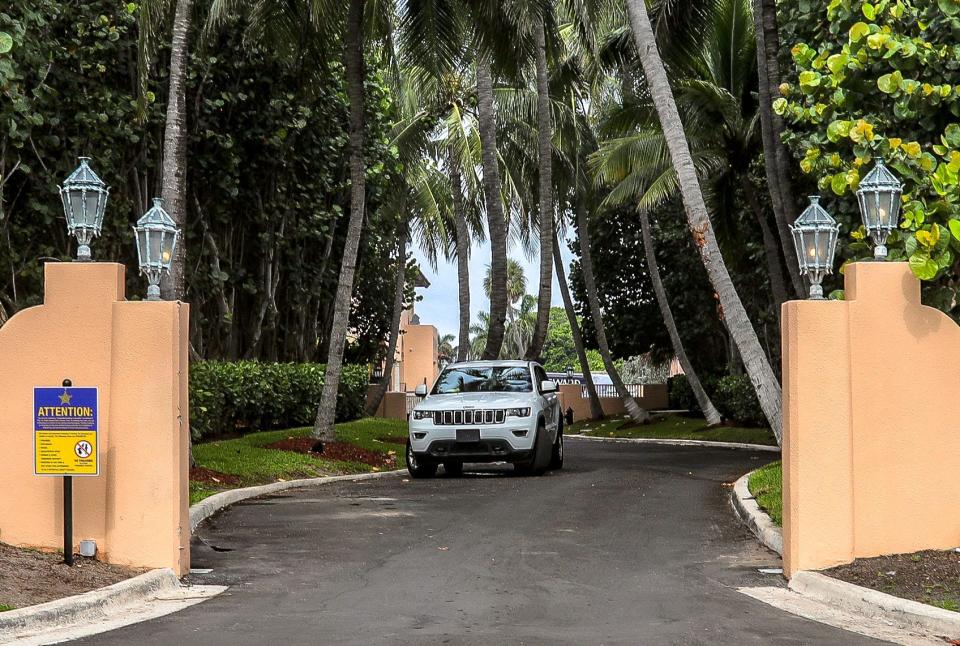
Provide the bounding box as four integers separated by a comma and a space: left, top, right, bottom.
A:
540, 380, 558, 394
415, 384, 428, 397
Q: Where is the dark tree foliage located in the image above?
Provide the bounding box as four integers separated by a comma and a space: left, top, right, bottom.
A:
568, 200, 778, 378
0, 1, 403, 364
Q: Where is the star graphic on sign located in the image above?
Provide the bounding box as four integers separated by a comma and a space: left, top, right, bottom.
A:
59, 390, 72, 405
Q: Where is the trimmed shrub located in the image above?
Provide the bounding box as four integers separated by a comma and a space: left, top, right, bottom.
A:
668, 375, 700, 413
189, 361, 369, 440
713, 375, 766, 428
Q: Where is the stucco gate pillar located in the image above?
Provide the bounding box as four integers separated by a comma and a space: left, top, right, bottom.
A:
0, 263, 190, 576
781, 261, 960, 577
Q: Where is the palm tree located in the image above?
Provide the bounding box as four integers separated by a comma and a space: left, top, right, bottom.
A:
553, 235, 604, 420
525, 13, 555, 361
623, 0, 783, 442
639, 210, 721, 425
576, 199, 650, 424
752, 0, 804, 297
437, 333, 456, 359
483, 258, 527, 307
313, 0, 372, 443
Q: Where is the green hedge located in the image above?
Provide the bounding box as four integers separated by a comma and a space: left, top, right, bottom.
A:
713, 375, 766, 428
668, 375, 700, 413
190, 361, 369, 440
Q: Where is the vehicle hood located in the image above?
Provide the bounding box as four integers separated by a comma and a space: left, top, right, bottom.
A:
418, 392, 534, 409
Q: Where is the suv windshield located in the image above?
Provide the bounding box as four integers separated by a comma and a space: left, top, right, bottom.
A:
432, 365, 533, 394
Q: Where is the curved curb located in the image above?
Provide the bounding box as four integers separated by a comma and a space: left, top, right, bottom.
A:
730, 471, 783, 555
731, 468, 960, 640
789, 571, 960, 638
190, 469, 406, 531
566, 434, 780, 453
0, 568, 179, 639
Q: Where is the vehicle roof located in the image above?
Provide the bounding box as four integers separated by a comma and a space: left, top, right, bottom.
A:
443, 359, 536, 369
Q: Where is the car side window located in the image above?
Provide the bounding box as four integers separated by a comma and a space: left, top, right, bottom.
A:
535, 366, 548, 393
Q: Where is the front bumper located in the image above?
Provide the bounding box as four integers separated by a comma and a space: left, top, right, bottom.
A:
408, 416, 537, 461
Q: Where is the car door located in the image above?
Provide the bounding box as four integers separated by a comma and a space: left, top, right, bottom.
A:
535, 365, 558, 436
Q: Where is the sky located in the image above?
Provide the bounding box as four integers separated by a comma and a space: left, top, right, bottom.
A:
411, 235, 576, 345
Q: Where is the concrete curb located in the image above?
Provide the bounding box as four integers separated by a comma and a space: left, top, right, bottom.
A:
190, 469, 406, 531
0, 568, 179, 638
730, 471, 783, 555
789, 571, 960, 638
731, 468, 960, 640
565, 434, 780, 452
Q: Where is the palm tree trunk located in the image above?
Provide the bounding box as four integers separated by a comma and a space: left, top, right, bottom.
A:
638, 211, 721, 426
740, 175, 789, 309
576, 200, 649, 424
365, 233, 408, 417
159, 0, 193, 302
625, 0, 783, 443
313, 0, 366, 442
751, 0, 804, 297
476, 57, 508, 360
525, 16, 553, 361
554, 235, 603, 420
449, 146, 471, 363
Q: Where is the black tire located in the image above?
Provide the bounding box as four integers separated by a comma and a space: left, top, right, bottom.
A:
515, 422, 551, 476
442, 461, 463, 477
406, 440, 437, 478
549, 422, 564, 470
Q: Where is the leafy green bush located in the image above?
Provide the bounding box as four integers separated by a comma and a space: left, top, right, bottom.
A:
713, 375, 766, 427
190, 361, 369, 440
668, 375, 700, 413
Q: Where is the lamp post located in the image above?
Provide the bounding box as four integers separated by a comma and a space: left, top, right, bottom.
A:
790, 196, 840, 300
133, 198, 180, 301
856, 157, 902, 260
59, 157, 109, 261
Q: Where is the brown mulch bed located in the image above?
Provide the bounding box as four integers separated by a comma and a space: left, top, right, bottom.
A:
264, 437, 398, 469
0, 542, 143, 610
825, 549, 960, 613
190, 466, 241, 486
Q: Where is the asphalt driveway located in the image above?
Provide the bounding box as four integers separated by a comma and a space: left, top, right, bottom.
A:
73, 439, 887, 645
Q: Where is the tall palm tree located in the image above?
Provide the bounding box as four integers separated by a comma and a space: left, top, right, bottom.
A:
554, 235, 604, 420
483, 259, 527, 306
639, 210, 720, 425
525, 13, 554, 361
476, 57, 509, 360
576, 199, 650, 424
624, 0, 783, 441
313, 0, 371, 443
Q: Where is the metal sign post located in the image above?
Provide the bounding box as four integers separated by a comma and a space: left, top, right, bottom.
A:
62, 378, 74, 567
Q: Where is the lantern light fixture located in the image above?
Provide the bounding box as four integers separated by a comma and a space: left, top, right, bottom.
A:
565, 364, 574, 380
133, 198, 180, 301
59, 157, 110, 261
856, 157, 903, 260
790, 196, 840, 300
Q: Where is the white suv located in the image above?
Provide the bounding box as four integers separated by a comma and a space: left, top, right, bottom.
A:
406, 360, 563, 477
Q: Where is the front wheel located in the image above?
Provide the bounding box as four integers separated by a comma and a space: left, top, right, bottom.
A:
549, 424, 564, 470
514, 423, 551, 476
406, 440, 437, 478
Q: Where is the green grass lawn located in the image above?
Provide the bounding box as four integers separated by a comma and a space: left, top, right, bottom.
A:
747, 460, 783, 526
565, 413, 777, 446
190, 417, 408, 504
0, 604, 13, 612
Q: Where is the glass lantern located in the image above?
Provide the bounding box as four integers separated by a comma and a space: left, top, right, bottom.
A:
856, 157, 902, 260
59, 157, 110, 261
133, 198, 179, 301
790, 196, 840, 300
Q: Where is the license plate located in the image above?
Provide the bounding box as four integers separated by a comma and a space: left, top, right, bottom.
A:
457, 429, 480, 443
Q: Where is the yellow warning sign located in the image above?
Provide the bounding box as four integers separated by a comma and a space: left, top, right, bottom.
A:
34, 387, 99, 476
35, 431, 98, 476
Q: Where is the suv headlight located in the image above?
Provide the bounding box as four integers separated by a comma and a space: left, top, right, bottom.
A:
412, 410, 433, 420
506, 407, 531, 417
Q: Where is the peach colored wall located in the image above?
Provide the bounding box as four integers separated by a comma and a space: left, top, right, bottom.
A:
558, 384, 669, 422
400, 324, 438, 392
782, 262, 960, 576
0, 263, 189, 575
367, 387, 410, 420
